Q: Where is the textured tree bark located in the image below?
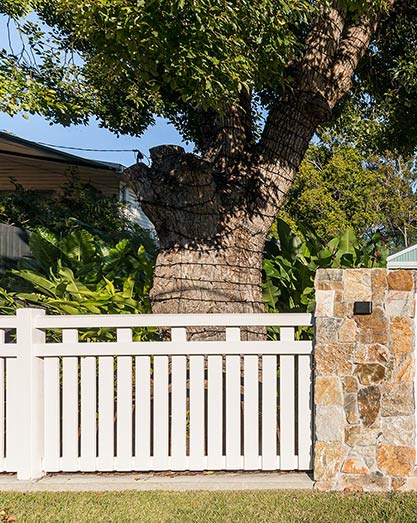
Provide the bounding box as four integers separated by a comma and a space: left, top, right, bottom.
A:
151, 239, 264, 315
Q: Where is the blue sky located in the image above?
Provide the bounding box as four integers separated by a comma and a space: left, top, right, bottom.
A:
0, 14, 190, 167
0, 114, 190, 168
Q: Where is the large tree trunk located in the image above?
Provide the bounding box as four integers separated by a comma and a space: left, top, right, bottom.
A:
124, 1, 394, 317
125, 101, 320, 317
151, 230, 265, 315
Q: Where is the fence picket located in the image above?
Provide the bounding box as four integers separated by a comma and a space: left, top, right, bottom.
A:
298, 354, 313, 470
43, 358, 60, 471
135, 356, 151, 470
61, 329, 79, 471
80, 357, 97, 471
244, 355, 259, 469
262, 355, 278, 470
5, 358, 18, 471
280, 327, 297, 470
116, 329, 133, 470
171, 328, 187, 470
153, 355, 169, 470
189, 355, 205, 470
98, 356, 114, 470
171, 355, 186, 469
207, 355, 224, 469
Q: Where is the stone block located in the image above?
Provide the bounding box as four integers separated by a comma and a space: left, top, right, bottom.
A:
315, 377, 343, 406
343, 376, 358, 393
316, 405, 345, 442
338, 472, 390, 492
348, 427, 381, 447
315, 318, 342, 343
314, 481, 334, 491
351, 445, 377, 468
391, 477, 407, 490
314, 441, 345, 481
315, 344, 354, 376
355, 306, 387, 331
344, 270, 372, 301
388, 270, 414, 291
381, 416, 414, 447
386, 291, 415, 317
344, 393, 359, 424
315, 290, 335, 317
317, 280, 343, 291
372, 269, 388, 304
381, 382, 414, 417
339, 318, 357, 342
390, 317, 413, 353
353, 344, 369, 363
367, 344, 391, 364
358, 386, 381, 427
399, 477, 417, 491
355, 363, 386, 385
342, 457, 368, 474
334, 300, 352, 318
394, 354, 414, 382
355, 307, 389, 344
358, 329, 389, 345
377, 445, 415, 476
316, 269, 343, 282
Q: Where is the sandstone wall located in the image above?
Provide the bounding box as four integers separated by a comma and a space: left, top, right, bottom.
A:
314, 269, 416, 491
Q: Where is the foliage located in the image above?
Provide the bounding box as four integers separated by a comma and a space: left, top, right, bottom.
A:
0, 227, 156, 339
325, 3, 417, 155
1, 1, 415, 155
263, 218, 388, 314
278, 143, 417, 247
0, 0, 92, 124
1, 0, 312, 134
0, 177, 129, 236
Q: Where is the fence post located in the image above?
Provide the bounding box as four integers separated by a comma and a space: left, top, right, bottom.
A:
16, 308, 46, 480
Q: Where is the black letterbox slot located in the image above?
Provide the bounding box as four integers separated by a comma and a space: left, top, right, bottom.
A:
353, 301, 372, 315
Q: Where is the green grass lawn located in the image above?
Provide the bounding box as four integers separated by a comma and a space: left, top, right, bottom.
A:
1, 490, 417, 522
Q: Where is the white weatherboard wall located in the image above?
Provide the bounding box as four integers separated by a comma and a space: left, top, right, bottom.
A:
0, 310, 313, 479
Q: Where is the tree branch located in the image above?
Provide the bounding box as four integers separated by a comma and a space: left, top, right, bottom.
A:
202, 92, 253, 169
256, 0, 397, 208
297, 1, 347, 97
325, 2, 396, 107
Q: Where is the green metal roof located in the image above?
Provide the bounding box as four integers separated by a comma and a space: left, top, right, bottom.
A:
387, 244, 417, 268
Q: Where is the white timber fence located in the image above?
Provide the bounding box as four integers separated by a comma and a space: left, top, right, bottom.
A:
0, 309, 314, 480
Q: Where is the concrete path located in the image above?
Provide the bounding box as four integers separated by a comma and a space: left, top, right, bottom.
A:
0, 472, 313, 492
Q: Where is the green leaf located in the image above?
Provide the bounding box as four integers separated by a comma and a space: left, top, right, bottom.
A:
60, 229, 96, 262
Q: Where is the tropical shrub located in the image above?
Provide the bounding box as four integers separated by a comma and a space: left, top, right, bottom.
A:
263, 218, 388, 314
0, 177, 129, 236
0, 227, 156, 340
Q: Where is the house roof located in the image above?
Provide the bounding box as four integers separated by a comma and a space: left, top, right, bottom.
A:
387, 244, 417, 268
0, 130, 126, 196
0, 131, 124, 172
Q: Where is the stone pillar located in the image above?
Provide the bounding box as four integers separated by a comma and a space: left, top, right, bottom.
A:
314, 268, 416, 491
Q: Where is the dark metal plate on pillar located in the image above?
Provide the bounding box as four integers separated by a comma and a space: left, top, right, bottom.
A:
353, 301, 372, 315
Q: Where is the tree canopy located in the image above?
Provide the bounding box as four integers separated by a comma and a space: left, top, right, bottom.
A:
279, 142, 417, 247
1, 1, 416, 154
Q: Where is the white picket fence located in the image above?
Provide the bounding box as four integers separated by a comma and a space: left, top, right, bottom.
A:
0, 309, 313, 479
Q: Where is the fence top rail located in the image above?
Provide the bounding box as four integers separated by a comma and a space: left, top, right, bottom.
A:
34, 339, 313, 357
0, 317, 20, 328
31, 312, 313, 329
